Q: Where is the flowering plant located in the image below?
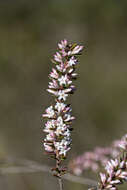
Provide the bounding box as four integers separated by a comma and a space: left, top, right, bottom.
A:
69, 135, 123, 175
99, 134, 127, 190
42, 39, 83, 179
69, 133, 127, 190
42, 39, 127, 190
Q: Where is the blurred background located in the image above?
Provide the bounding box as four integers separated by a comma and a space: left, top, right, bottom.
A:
0, 0, 127, 189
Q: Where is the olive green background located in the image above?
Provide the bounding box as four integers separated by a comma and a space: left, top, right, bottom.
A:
0, 0, 127, 189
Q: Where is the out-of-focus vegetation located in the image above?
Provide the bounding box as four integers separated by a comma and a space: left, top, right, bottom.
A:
0, 0, 127, 189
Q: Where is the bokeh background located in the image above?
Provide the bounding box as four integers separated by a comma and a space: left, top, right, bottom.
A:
0, 0, 127, 189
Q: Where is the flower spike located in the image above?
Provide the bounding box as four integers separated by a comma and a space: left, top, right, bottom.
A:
98, 134, 127, 190
42, 39, 83, 177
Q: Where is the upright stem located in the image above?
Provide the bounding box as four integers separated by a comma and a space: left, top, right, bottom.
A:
58, 177, 63, 190
56, 157, 63, 190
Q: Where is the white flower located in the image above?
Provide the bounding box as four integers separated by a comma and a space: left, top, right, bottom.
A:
54, 117, 66, 136
46, 133, 55, 141
49, 68, 59, 79
55, 139, 69, 149
105, 162, 114, 176
55, 102, 66, 113
55, 125, 69, 137
61, 138, 71, 147
55, 126, 63, 136
54, 52, 62, 62
120, 161, 125, 168
43, 106, 55, 118
47, 89, 57, 96
100, 173, 106, 184
56, 116, 66, 127
110, 180, 121, 185
68, 57, 78, 66
71, 73, 78, 77
58, 75, 67, 85
57, 116, 64, 125
63, 129, 71, 137
68, 68, 74, 73
64, 114, 75, 122
48, 80, 58, 89
68, 45, 83, 55
119, 171, 127, 179
57, 90, 68, 101
59, 147, 70, 156
45, 120, 56, 129
44, 143, 53, 152
111, 159, 119, 168
54, 141, 60, 149
58, 39, 67, 50
58, 75, 72, 86
64, 88, 73, 93
54, 138, 71, 156
43, 127, 52, 133
56, 63, 66, 72
60, 139, 71, 156
115, 169, 121, 177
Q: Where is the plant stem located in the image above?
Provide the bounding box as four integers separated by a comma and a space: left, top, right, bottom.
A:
56, 155, 63, 190
58, 177, 63, 190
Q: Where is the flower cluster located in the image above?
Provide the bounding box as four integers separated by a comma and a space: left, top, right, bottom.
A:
99, 157, 127, 190
69, 147, 113, 176
42, 40, 83, 175
98, 134, 127, 190
69, 138, 122, 176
